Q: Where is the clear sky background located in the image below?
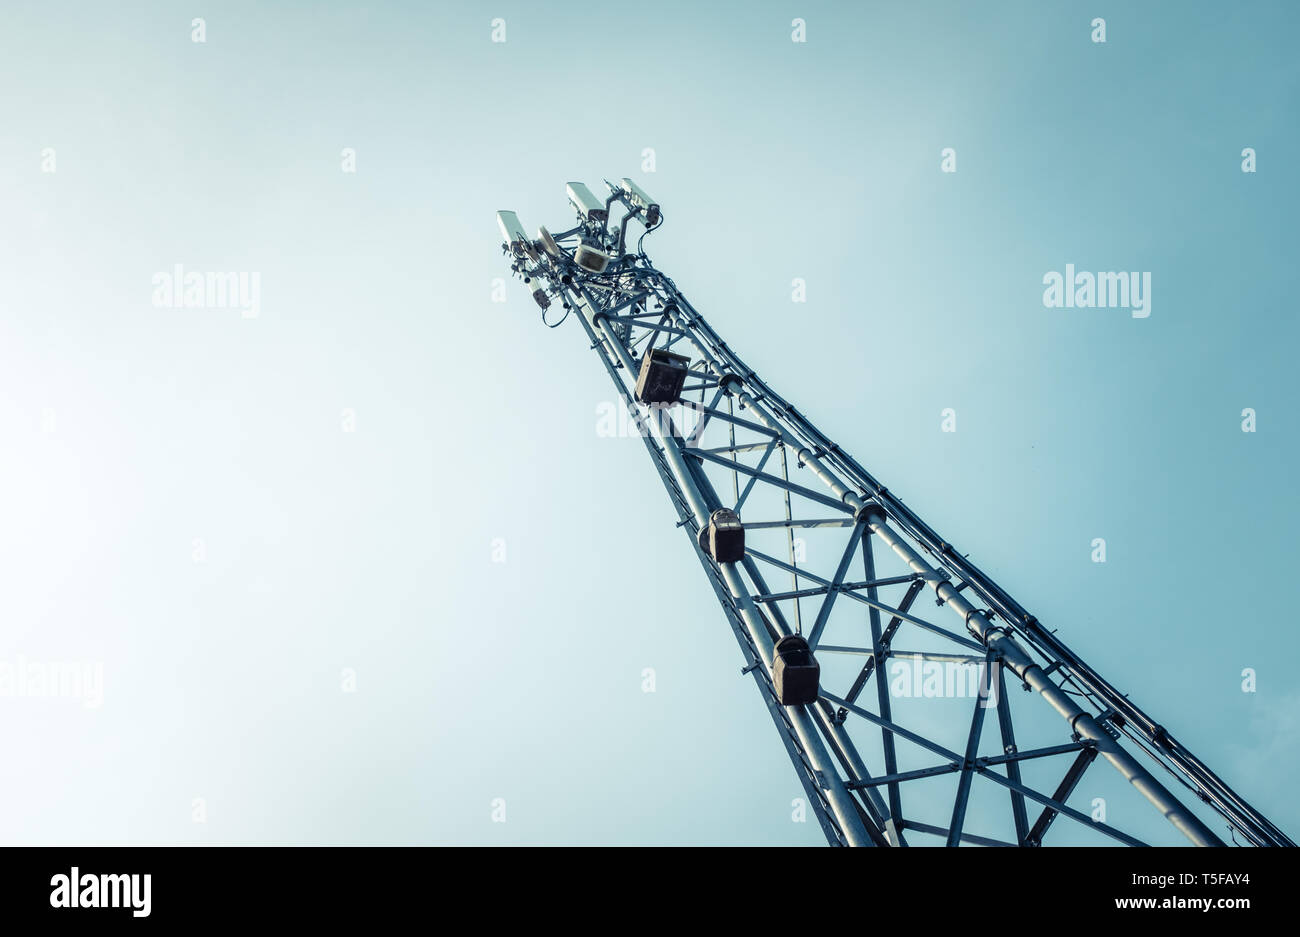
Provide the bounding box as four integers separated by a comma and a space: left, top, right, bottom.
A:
0, 0, 1296, 845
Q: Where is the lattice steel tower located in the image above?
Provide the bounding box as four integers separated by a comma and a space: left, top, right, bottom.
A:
496, 180, 1293, 847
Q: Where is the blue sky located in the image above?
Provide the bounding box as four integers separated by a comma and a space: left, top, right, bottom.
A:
0, 1, 1296, 845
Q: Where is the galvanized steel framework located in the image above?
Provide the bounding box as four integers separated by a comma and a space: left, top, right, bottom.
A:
498, 181, 1294, 847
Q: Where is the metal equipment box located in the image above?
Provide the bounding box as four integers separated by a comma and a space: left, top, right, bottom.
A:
703, 507, 745, 563
773, 634, 820, 706
634, 347, 690, 404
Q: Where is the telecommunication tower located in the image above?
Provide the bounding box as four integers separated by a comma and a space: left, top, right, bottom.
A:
497, 180, 1293, 847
